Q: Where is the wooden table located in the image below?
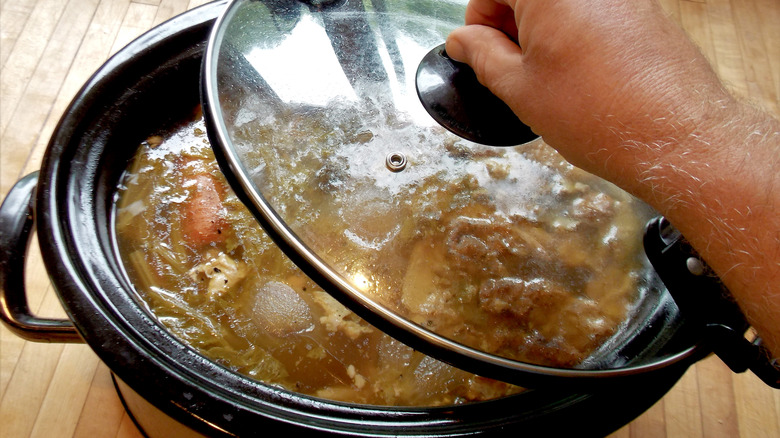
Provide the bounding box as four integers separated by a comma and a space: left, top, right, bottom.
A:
1, 0, 777, 436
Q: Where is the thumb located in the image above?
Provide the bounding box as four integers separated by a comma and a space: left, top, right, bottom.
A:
445, 25, 527, 115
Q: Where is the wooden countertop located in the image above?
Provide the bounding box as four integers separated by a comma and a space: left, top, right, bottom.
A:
1, 0, 777, 436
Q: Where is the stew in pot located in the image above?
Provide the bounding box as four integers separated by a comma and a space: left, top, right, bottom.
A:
114, 106, 655, 406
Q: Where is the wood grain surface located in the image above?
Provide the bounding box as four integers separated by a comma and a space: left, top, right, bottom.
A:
1, 0, 778, 437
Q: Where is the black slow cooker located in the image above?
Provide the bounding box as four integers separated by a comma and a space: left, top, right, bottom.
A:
1, 1, 775, 437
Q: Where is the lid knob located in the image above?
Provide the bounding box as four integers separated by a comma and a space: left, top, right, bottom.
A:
416, 44, 538, 147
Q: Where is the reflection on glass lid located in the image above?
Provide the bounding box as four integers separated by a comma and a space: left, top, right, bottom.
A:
205, 0, 667, 379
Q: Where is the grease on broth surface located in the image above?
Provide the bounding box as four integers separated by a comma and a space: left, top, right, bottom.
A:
114, 107, 653, 406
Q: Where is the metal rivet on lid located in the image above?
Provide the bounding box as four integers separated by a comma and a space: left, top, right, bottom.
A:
386, 152, 407, 172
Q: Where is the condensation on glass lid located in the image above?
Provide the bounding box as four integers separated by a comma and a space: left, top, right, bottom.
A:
207, 0, 659, 370
242, 14, 358, 107
223, 3, 442, 122
225, 85, 655, 369
230, 89, 562, 225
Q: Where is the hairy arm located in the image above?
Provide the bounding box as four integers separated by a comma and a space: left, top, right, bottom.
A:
446, 0, 780, 356
640, 103, 780, 357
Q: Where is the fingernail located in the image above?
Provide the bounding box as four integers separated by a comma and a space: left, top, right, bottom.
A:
445, 33, 466, 62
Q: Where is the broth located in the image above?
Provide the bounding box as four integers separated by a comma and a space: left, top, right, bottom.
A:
114, 107, 651, 406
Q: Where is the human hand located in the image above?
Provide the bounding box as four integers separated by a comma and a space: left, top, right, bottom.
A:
447, 0, 780, 360
445, 0, 733, 190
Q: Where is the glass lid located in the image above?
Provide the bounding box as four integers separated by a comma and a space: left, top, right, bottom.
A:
202, 0, 697, 387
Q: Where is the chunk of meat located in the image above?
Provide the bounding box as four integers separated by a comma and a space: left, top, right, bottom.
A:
478, 277, 564, 320
444, 216, 552, 278
478, 277, 617, 367
311, 290, 373, 339
571, 191, 614, 219
188, 251, 248, 298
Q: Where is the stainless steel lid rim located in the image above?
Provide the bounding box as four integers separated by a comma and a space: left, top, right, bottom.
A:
202, 0, 704, 388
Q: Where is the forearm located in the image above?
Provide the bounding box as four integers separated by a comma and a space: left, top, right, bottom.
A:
446, 0, 780, 357
618, 100, 780, 357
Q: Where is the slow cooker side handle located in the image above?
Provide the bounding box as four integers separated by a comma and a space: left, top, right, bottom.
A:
0, 172, 82, 343
644, 216, 779, 388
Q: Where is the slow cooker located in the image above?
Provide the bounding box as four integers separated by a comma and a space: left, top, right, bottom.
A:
1, 1, 776, 436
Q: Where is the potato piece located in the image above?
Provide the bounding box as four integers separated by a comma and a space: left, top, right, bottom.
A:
251, 281, 313, 337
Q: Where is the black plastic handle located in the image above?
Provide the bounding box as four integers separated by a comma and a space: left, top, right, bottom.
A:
643, 216, 779, 388
0, 172, 82, 343
416, 43, 538, 147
